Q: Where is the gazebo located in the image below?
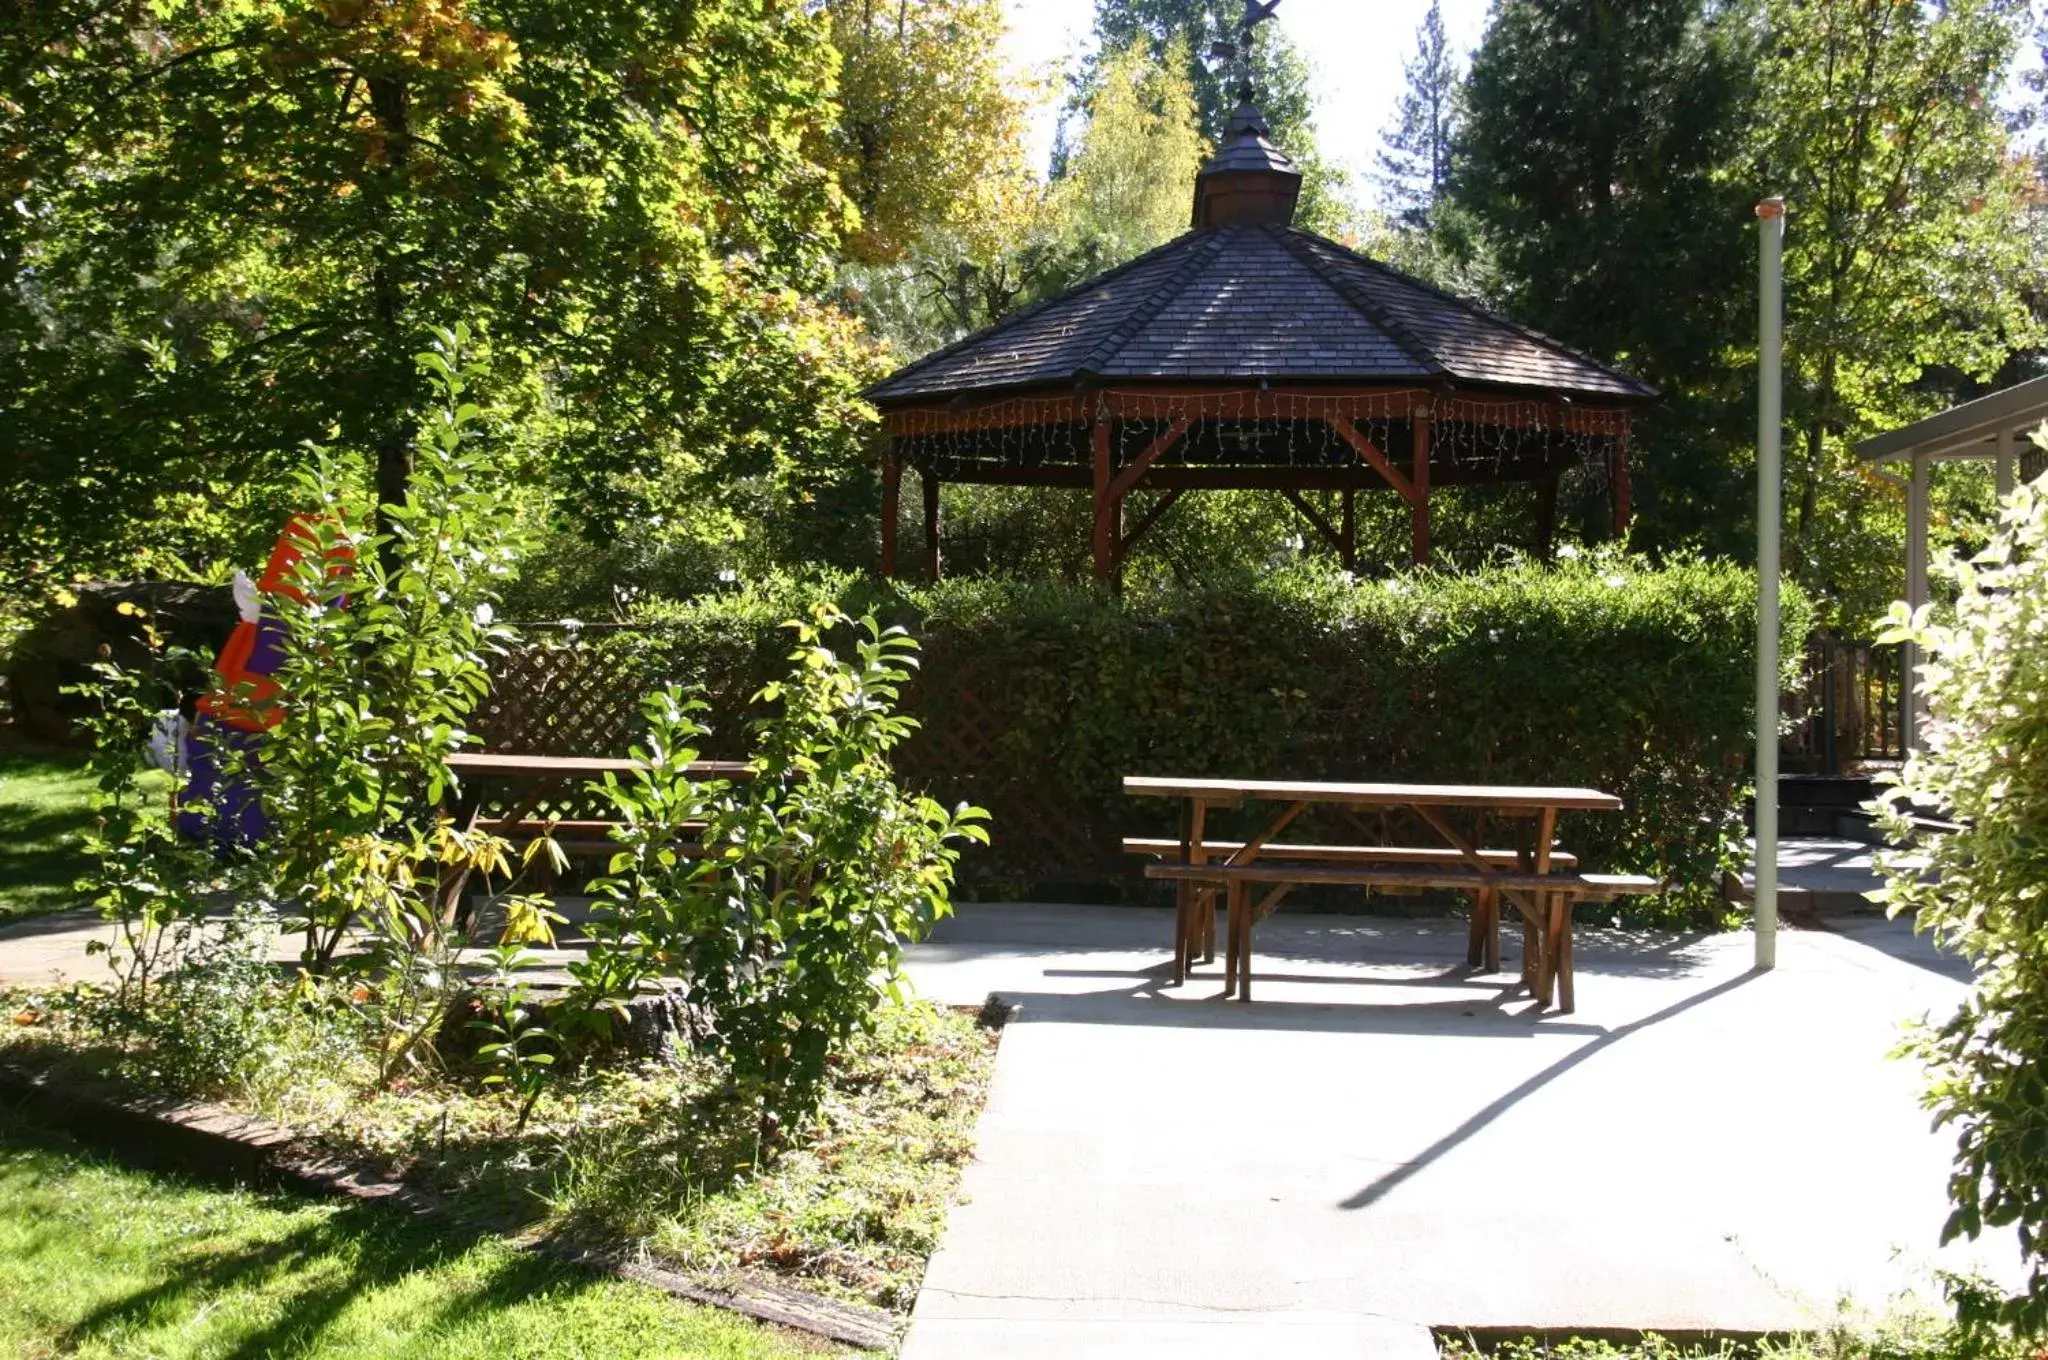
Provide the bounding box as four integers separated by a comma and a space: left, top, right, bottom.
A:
863, 94, 1658, 584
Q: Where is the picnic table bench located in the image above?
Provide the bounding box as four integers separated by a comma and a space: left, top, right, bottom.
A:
1123, 776, 1659, 1013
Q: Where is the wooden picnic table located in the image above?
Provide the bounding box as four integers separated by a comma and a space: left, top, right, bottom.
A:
1124, 776, 1646, 1013
437, 752, 753, 920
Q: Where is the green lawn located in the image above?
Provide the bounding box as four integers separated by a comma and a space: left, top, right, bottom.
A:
0, 749, 98, 922
0, 1113, 852, 1360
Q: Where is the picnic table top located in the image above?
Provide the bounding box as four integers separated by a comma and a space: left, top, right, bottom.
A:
1122, 775, 1623, 813
449, 752, 754, 779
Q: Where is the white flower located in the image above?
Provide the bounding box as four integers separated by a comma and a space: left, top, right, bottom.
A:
1604, 574, 1627, 588
718, 569, 739, 583
1557, 544, 1582, 560
473, 601, 494, 626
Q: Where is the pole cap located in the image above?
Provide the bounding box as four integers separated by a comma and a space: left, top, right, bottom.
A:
1756, 197, 1786, 220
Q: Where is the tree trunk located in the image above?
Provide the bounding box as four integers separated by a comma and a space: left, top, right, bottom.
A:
368, 74, 414, 569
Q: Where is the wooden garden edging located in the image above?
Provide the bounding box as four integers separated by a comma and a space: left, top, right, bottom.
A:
0, 1059, 899, 1351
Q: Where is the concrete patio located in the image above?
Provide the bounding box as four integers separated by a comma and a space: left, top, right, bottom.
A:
896, 903, 2013, 1359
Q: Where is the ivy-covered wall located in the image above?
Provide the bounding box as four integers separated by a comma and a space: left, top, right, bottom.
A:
499, 557, 1804, 921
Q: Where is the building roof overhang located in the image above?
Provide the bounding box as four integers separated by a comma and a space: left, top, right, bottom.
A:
1854, 373, 2048, 464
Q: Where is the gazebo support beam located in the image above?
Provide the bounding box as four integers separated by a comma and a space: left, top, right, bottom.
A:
1107, 418, 1192, 501
1120, 489, 1184, 559
1091, 417, 1114, 585
1281, 489, 1348, 561
1535, 473, 1560, 561
1326, 415, 1416, 502
1411, 410, 1433, 565
1611, 433, 1632, 540
922, 468, 942, 582
880, 448, 902, 578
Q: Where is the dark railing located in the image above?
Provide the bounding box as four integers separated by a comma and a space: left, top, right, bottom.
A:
1782, 634, 1905, 775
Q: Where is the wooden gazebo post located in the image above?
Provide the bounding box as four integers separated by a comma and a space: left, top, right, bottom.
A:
1411, 409, 1433, 564
1611, 432, 1633, 539
1091, 411, 1114, 585
922, 468, 942, 581
880, 448, 902, 578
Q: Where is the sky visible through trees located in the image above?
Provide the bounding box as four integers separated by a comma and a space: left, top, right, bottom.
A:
999, 0, 2044, 207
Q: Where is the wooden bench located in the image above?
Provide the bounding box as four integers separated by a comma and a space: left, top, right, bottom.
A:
1144, 859, 1659, 1011
1123, 837, 1582, 976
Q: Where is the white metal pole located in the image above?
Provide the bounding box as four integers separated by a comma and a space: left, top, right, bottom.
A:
1754, 197, 1785, 972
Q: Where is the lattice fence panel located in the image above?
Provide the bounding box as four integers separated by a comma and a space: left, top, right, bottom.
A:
480, 629, 1118, 888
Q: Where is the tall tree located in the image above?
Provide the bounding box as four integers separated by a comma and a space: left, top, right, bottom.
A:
1452, 0, 1761, 559
0, 0, 878, 594
1085, 0, 1355, 235
1746, 0, 2040, 593
1376, 0, 1460, 229
1056, 40, 1208, 267
825, 0, 1030, 266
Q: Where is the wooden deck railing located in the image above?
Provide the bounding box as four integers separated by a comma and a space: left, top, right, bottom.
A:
1781, 634, 1904, 775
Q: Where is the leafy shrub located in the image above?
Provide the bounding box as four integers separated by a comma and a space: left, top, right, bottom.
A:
1877, 429, 2048, 1337
575, 607, 986, 1149
65, 615, 225, 1015
521, 552, 1802, 920
254, 325, 530, 973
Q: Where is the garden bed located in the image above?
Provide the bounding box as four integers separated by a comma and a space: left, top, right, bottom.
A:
0, 989, 998, 1322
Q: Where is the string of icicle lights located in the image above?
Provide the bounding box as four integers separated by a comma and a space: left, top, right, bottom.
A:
884, 388, 1630, 489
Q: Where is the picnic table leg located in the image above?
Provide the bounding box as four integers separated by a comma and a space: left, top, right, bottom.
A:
1531, 807, 1559, 1007
1532, 890, 1556, 1006
1173, 797, 1211, 986
1224, 884, 1242, 997
1233, 882, 1252, 1003
1556, 897, 1577, 1013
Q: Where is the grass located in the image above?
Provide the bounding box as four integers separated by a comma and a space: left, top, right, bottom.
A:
0, 746, 99, 922
0, 1111, 852, 1360
1, 989, 1000, 1316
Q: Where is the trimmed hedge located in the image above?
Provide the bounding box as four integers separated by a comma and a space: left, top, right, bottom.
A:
511, 556, 1805, 922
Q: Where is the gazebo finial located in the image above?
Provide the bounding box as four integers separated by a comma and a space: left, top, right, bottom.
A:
1191, 0, 1299, 229
1209, 0, 1280, 107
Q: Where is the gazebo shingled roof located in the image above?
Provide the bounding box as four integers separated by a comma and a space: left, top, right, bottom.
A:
864, 89, 1657, 585
867, 222, 1655, 405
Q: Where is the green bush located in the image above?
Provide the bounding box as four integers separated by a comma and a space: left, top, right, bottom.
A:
572, 608, 986, 1151
1877, 430, 2048, 1337
512, 552, 1800, 921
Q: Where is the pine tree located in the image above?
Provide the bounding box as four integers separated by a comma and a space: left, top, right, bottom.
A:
1375, 0, 1459, 228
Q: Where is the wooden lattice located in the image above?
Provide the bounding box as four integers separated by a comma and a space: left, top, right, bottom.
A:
481, 629, 1122, 887
477, 642, 644, 757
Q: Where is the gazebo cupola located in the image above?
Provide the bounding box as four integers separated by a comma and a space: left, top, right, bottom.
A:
863, 17, 1657, 586
1193, 90, 1301, 229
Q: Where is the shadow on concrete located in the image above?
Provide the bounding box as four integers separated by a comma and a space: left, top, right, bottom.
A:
1335, 969, 1762, 1211
999, 986, 1611, 1039
0, 908, 106, 942
1807, 914, 1974, 984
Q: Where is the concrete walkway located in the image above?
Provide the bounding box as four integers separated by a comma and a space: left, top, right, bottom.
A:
896, 904, 2012, 1359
